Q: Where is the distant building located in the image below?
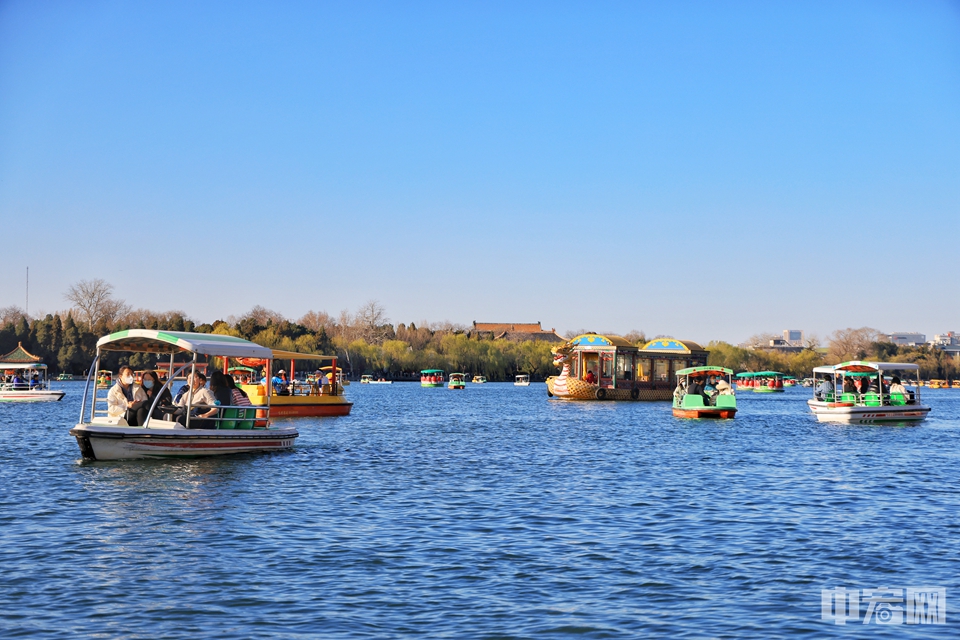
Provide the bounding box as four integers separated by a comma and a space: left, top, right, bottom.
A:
471, 321, 566, 343
931, 332, 960, 358
884, 332, 926, 346
783, 330, 804, 346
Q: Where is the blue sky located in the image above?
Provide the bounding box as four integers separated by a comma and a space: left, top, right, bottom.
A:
1, 1, 958, 344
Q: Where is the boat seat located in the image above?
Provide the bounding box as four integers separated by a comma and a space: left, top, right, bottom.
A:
716, 394, 736, 409
890, 394, 906, 406
840, 393, 857, 403
822, 392, 835, 402
863, 393, 881, 407
235, 408, 254, 430
220, 408, 238, 430
682, 394, 705, 409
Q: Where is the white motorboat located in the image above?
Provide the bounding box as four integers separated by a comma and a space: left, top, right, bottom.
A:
807, 361, 931, 424
514, 374, 531, 387
0, 343, 65, 402
70, 330, 298, 460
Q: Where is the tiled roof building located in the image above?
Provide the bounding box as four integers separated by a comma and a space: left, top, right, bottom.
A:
0, 342, 42, 364
471, 322, 566, 343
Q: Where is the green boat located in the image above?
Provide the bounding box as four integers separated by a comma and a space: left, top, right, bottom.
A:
420, 369, 445, 388
735, 371, 786, 392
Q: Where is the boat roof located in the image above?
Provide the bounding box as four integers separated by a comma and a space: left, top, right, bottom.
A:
421, 369, 444, 373
1, 363, 47, 370
677, 366, 733, 376
735, 371, 784, 378
227, 366, 258, 373
640, 338, 705, 353
96, 329, 273, 359
817, 360, 920, 373
568, 334, 638, 349
273, 349, 337, 361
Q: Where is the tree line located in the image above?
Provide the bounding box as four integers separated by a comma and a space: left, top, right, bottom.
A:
2, 280, 957, 381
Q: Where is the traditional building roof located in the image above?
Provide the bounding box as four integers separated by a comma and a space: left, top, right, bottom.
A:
473, 322, 545, 333
0, 342, 42, 364
495, 330, 566, 344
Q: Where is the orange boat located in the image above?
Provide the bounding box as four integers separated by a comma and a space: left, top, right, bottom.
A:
672, 366, 738, 419
238, 349, 353, 418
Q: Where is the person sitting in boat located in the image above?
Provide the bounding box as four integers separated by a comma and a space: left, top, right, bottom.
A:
673, 377, 687, 404
137, 370, 173, 424
888, 376, 910, 403
841, 376, 857, 395
175, 371, 218, 429
209, 371, 235, 415
29, 374, 40, 388
584, 370, 597, 384
107, 365, 148, 426
815, 377, 834, 401
226, 375, 253, 407
715, 379, 733, 395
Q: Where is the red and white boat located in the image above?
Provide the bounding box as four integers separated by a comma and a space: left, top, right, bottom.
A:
70, 330, 298, 460
807, 361, 931, 424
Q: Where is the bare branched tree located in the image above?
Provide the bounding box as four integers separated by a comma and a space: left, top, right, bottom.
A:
299, 310, 334, 334
63, 279, 130, 329
0, 305, 27, 326
828, 327, 882, 362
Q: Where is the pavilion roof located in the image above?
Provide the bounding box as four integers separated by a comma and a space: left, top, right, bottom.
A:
0, 342, 41, 364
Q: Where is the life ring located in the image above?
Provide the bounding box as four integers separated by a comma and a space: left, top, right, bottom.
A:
595, 388, 606, 400
630, 388, 640, 400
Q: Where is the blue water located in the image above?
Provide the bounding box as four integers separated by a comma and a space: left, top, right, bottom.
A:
1, 383, 959, 638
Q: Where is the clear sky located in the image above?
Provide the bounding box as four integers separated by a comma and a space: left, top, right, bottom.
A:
1, 1, 958, 344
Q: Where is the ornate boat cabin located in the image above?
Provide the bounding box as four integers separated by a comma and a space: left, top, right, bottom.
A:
547, 334, 708, 401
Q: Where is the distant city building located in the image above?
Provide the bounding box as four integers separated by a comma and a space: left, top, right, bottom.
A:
931, 332, 960, 357
783, 329, 804, 346
885, 332, 926, 346
471, 321, 565, 343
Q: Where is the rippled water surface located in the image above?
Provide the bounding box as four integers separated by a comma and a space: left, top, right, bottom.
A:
2, 382, 960, 638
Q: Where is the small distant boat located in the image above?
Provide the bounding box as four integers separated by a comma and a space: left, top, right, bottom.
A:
735, 371, 786, 392
472, 375, 487, 384
369, 379, 393, 385
0, 343, 65, 402
96, 370, 112, 389
807, 361, 931, 424
672, 366, 737, 419
57, 372, 74, 381
360, 375, 373, 384
514, 374, 530, 386
448, 373, 466, 389
953, 380, 960, 389
421, 369, 445, 387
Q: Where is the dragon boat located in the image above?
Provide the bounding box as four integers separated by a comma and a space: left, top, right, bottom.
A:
672, 366, 737, 419
546, 334, 708, 401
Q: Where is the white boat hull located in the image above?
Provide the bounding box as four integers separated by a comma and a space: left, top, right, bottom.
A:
0, 390, 65, 402
807, 399, 931, 424
70, 422, 298, 460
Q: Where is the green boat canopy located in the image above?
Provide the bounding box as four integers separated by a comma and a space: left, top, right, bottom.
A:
735, 371, 785, 378
420, 369, 445, 374
676, 366, 733, 376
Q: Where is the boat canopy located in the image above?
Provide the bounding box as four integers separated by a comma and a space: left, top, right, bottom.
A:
227, 365, 258, 374
735, 371, 784, 378
569, 334, 638, 349
96, 329, 272, 359
274, 349, 337, 361
676, 366, 733, 376
0, 362, 47, 370
818, 361, 920, 374
421, 369, 444, 374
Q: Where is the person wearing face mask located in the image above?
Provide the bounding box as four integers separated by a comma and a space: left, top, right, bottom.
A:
175, 371, 218, 429
134, 370, 173, 424
107, 365, 148, 426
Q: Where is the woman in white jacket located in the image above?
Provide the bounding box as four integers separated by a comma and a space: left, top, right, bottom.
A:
107, 365, 147, 425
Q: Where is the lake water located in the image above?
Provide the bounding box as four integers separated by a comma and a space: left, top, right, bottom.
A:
2, 382, 959, 638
